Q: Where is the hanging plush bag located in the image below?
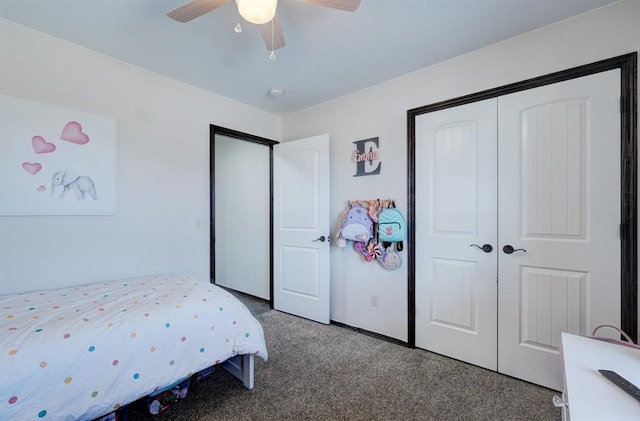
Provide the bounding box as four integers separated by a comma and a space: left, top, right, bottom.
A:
340, 205, 373, 242
378, 201, 405, 251
378, 247, 402, 270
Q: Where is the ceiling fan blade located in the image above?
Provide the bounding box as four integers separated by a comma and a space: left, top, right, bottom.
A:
167, 0, 230, 23
259, 14, 286, 51
297, 0, 361, 12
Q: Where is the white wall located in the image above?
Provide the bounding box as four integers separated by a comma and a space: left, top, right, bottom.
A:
1, 1, 638, 341
0, 18, 280, 294
214, 135, 270, 299
282, 0, 640, 342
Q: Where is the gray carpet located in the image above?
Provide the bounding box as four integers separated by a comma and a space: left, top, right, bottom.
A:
136, 310, 561, 420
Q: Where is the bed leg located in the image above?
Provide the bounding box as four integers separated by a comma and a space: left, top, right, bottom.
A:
222, 354, 254, 389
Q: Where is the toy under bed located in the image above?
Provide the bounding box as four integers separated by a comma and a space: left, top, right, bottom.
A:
0, 275, 268, 420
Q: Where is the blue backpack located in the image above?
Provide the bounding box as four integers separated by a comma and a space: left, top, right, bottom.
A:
377, 203, 405, 251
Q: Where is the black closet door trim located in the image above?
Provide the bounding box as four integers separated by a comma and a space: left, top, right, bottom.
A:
407, 52, 638, 347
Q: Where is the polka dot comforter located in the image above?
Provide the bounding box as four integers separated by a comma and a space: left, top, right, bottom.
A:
0, 275, 268, 420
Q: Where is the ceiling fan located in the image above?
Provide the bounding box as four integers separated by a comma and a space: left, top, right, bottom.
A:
167, 0, 361, 52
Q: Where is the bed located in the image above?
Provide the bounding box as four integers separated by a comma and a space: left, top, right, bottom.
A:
0, 275, 268, 420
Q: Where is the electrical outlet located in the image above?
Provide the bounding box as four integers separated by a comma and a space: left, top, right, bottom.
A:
371, 294, 379, 307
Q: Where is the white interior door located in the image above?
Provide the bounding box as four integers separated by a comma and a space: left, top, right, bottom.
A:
497, 70, 621, 390
414, 70, 622, 390
274, 134, 330, 324
414, 98, 498, 370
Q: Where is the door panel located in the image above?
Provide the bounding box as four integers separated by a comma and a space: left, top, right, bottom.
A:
415, 99, 498, 370
274, 134, 330, 324
498, 70, 621, 390
521, 101, 586, 238
519, 267, 586, 350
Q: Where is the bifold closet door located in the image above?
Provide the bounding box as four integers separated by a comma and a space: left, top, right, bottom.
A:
497, 70, 621, 390
414, 98, 498, 371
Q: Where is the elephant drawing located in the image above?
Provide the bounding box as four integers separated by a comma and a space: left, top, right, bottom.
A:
51, 170, 97, 200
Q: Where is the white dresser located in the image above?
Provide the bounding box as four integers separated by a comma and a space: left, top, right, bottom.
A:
560, 332, 640, 420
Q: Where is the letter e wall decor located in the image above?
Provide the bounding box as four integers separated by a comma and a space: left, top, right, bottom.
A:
352, 137, 381, 177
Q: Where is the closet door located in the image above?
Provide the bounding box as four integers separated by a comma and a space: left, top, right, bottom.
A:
497, 70, 621, 390
415, 99, 498, 370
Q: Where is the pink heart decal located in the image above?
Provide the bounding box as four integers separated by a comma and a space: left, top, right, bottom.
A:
32, 136, 56, 154
61, 121, 90, 145
37, 185, 46, 192
22, 162, 42, 175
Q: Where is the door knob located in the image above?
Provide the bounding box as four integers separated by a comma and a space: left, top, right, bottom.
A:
313, 235, 327, 243
503, 245, 526, 254
470, 244, 493, 253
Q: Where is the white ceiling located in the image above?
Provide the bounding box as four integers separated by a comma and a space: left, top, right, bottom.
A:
0, 0, 619, 115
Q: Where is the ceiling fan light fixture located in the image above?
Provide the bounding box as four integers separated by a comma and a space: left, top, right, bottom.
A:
237, 0, 277, 25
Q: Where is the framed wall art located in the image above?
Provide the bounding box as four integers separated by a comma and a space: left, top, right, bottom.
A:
0, 94, 116, 216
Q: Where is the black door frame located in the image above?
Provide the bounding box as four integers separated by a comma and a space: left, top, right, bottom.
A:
210, 125, 279, 308
407, 52, 638, 347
